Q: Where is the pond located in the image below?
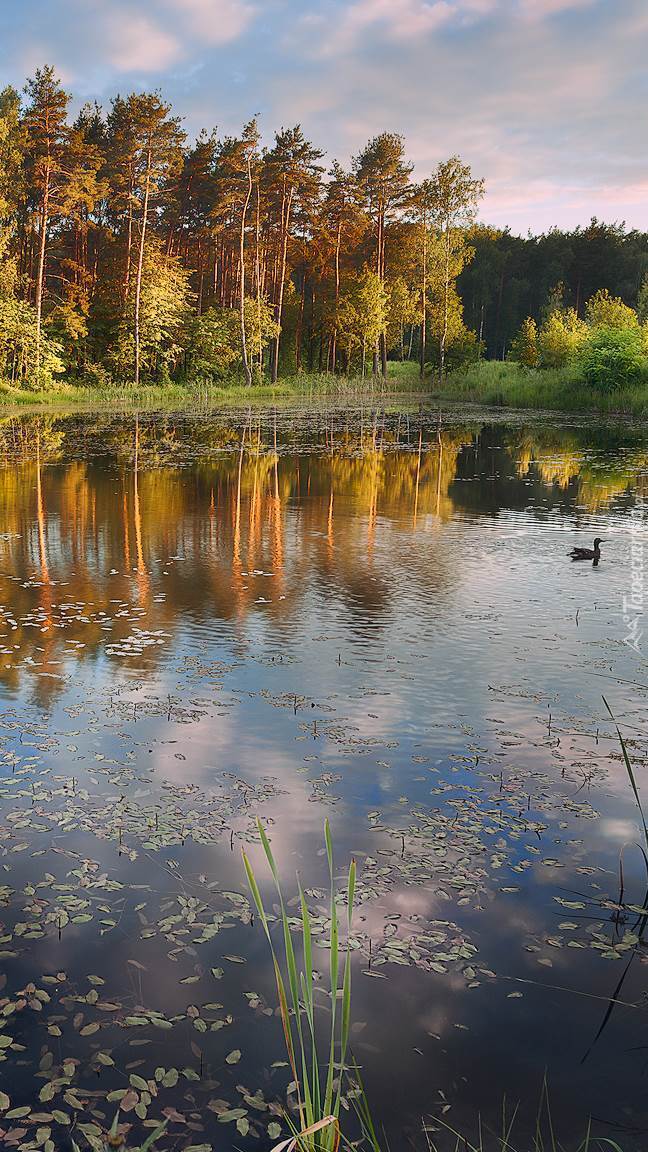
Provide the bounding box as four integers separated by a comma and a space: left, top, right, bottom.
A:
0, 403, 647, 1151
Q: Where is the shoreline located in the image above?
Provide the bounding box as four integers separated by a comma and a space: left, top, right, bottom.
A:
0, 363, 647, 422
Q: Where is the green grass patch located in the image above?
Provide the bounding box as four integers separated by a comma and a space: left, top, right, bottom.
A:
0, 367, 426, 411
4, 359, 646, 416
435, 359, 648, 416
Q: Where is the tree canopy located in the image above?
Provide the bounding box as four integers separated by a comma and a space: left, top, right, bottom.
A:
0, 68, 646, 390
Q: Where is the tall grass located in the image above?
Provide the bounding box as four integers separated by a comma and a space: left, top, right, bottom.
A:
243, 819, 357, 1152
0, 365, 424, 410
422, 1087, 622, 1152
436, 360, 648, 417
424, 1078, 626, 1152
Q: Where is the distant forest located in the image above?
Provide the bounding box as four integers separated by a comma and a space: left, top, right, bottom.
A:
0, 67, 647, 389
459, 222, 648, 360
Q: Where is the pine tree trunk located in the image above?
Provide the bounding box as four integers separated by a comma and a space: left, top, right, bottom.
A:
296, 273, 305, 373
330, 217, 342, 372
439, 218, 451, 384
134, 149, 151, 388
124, 170, 134, 304
255, 180, 263, 376
240, 155, 253, 387
271, 184, 293, 385
420, 212, 427, 379
34, 160, 51, 385
378, 203, 387, 379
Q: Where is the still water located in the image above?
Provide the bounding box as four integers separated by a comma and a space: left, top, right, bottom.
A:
0, 405, 647, 1150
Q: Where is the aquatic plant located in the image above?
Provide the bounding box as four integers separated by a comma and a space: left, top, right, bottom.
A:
603, 696, 648, 858
423, 1077, 627, 1152
72, 1112, 168, 1152
243, 818, 356, 1151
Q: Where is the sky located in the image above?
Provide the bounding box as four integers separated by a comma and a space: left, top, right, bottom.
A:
1, 0, 646, 234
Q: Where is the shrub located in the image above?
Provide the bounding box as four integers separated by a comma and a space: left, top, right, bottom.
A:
510, 317, 539, 367
585, 287, 639, 330
578, 325, 646, 391
537, 308, 587, 368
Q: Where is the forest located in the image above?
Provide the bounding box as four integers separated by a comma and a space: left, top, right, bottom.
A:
1, 66, 647, 395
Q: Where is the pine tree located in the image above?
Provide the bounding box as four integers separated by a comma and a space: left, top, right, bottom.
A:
353, 134, 413, 377
262, 126, 323, 382
105, 93, 185, 384
22, 67, 71, 382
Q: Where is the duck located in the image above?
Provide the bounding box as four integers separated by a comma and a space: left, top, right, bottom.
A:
570, 537, 604, 561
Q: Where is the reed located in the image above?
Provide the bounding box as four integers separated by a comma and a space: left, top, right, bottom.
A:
603, 696, 648, 856
242, 818, 357, 1152
423, 1078, 626, 1152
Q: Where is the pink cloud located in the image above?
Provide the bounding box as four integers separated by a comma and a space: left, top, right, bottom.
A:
307, 0, 454, 56
519, 0, 597, 16
108, 14, 181, 71
162, 0, 256, 45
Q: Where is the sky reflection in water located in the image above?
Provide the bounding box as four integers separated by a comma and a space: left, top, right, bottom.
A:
0, 406, 647, 1149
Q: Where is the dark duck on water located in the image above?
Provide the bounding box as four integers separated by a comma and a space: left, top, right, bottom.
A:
570, 537, 604, 562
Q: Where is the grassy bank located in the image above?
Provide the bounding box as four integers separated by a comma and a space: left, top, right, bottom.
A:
2, 360, 647, 416
0, 368, 424, 410
435, 359, 648, 416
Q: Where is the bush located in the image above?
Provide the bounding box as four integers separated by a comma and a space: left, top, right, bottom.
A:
81, 361, 114, 390
578, 325, 646, 391
585, 288, 639, 330
537, 308, 587, 368
510, 317, 539, 367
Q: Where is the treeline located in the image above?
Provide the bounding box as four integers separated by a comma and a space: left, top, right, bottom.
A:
0, 67, 646, 392
460, 222, 648, 360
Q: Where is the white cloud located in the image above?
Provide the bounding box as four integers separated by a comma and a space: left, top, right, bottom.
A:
162, 0, 256, 45
1, 0, 647, 231
519, 0, 596, 16
107, 14, 181, 72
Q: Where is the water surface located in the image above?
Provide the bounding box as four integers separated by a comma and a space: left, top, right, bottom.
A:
0, 405, 647, 1150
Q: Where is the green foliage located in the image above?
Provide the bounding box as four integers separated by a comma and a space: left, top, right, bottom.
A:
425, 280, 476, 370
511, 317, 539, 367
242, 819, 358, 1152
386, 275, 420, 356
243, 295, 281, 363
637, 275, 648, 324
443, 326, 480, 371
436, 359, 648, 416
187, 307, 239, 379
337, 268, 388, 373
511, 282, 647, 392
185, 299, 278, 381
353, 133, 413, 223
0, 86, 24, 222
578, 324, 646, 392
459, 219, 647, 361
111, 240, 192, 381
537, 307, 587, 368
585, 287, 639, 330
46, 290, 90, 370
0, 245, 64, 388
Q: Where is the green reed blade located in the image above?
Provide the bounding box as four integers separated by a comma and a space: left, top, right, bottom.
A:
603, 696, 648, 850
